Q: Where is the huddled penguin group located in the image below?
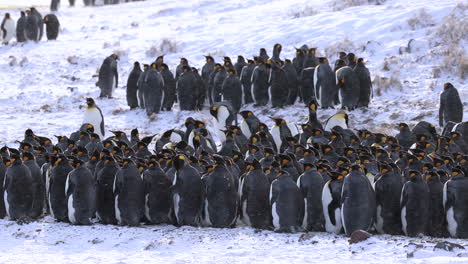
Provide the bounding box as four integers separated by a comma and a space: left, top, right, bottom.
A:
118, 44, 374, 116
0, 8, 59, 45
1, 97, 467, 239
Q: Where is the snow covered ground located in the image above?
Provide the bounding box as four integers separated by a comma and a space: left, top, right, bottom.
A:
1, 217, 468, 264
0, 0, 467, 263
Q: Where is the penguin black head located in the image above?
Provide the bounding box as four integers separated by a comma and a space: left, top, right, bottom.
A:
143, 64, 149, 70
247, 59, 254, 64
357, 58, 365, 64
205, 55, 214, 62
111, 54, 119, 60
25, 128, 35, 137
303, 163, 315, 171
279, 154, 291, 167
308, 48, 317, 55
227, 68, 236, 75
133, 61, 140, 68
423, 163, 434, 173
308, 100, 318, 112
34, 146, 46, 154
156, 56, 164, 62
318, 57, 328, 63
86, 98, 96, 108
5, 13, 10, 19
131, 128, 139, 138
137, 141, 148, 150
443, 83, 453, 90
425, 170, 440, 182
71, 158, 84, 168
259, 48, 267, 55
160, 63, 169, 71
398, 123, 409, 130
210, 105, 219, 119
321, 144, 333, 154
173, 154, 187, 171
378, 163, 392, 174
239, 110, 254, 119
409, 170, 421, 181
180, 58, 188, 64
451, 168, 465, 178
270, 117, 286, 127
141, 134, 156, 144
121, 158, 134, 168
182, 65, 191, 73
21, 11, 25, 17
347, 53, 356, 61
150, 63, 158, 69
336, 157, 351, 168
116, 141, 128, 150
247, 144, 260, 153
328, 171, 342, 181
263, 147, 274, 157
350, 164, 362, 172
337, 166, 350, 176
21, 151, 35, 162
20, 142, 33, 151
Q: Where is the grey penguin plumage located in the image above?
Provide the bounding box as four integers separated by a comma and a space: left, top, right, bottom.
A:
202, 156, 238, 228
297, 163, 325, 231
21, 152, 45, 219
48, 155, 72, 222
3, 154, 33, 220
114, 159, 144, 226
400, 170, 430, 237
43, 14, 59, 40
66, 159, 96, 225
96, 54, 119, 98
171, 154, 203, 226
240, 159, 272, 229
126, 62, 142, 109
443, 168, 468, 238
143, 160, 172, 224
341, 165, 376, 236
269, 170, 304, 233
96, 155, 118, 224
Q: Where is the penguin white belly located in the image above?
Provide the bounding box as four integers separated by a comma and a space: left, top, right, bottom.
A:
114, 195, 121, 224
401, 206, 407, 235
241, 200, 251, 226
302, 198, 308, 230
188, 131, 195, 149
271, 203, 279, 230
173, 194, 180, 224
335, 208, 342, 234
48, 190, 55, 219
170, 133, 182, 144
83, 108, 104, 139
203, 199, 212, 226
324, 114, 347, 132
341, 204, 347, 235
286, 122, 299, 137
145, 194, 151, 222
366, 173, 375, 189
3, 20, 15, 43
270, 126, 281, 152
67, 195, 76, 224
375, 205, 384, 234
4, 190, 9, 218
240, 120, 251, 139
446, 207, 457, 237
322, 183, 334, 233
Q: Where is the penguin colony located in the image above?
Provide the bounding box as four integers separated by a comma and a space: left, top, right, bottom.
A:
0, 9, 59, 44
104, 44, 373, 115
1, 96, 467, 239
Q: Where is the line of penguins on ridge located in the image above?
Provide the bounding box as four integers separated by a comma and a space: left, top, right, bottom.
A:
2, 95, 468, 238
97, 43, 372, 116
50, 0, 143, 11
0, 8, 60, 45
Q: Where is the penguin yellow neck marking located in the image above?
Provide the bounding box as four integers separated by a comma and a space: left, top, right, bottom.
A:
87, 106, 96, 110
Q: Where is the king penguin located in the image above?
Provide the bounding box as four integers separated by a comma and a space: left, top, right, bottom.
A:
3, 154, 33, 220
96, 155, 118, 224
114, 159, 144, 226
49, 155, 73, 222
400, 171, 429, 237
322, 170, 345, 234
239, 159, 272, 229
83, 98, 105, 140
443, 168, 468, 238
324, 112, 349, 132
66, 159, 96, 225
297, 163, 325, 231
270, 170, 304, 233
143, 160, 172, 224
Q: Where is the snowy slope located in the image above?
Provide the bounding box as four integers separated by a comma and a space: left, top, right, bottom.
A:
0, 0, 467, 262
0, 0, 466, 147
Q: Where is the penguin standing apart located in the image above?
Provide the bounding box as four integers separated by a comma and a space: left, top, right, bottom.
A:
114, 159, 144, 226
202, 156, 238, 228
297, 163, 324, 231
354, 58, 372, 108
83, 98, 105, 140
341, 165, 376, 236
66, 159, 96, 225
400, 171, 430, 237
143, 160, 172, 224
21, 152, 45, 219
443, 168, 468, 238
126, 62, 142, 109
3, 154, 33, 220
171, 155, 203, 226
96, 155, 118, 224
96, 54, 119, 98
49, 155, 73, 222
1, 13, 15, 44
374, 163, 402, 235
240, 159, 271, 229
43, 14, 59, 40
269, 170, 304, 233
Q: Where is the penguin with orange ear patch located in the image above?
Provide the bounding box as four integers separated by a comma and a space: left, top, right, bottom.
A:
443, 168, 468, 238
322, 170, 345, 234
401, 170, 429, 237
297, 163, 325, 231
